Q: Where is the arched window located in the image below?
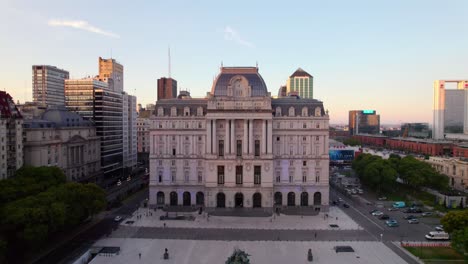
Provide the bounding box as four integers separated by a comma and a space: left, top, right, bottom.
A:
276, 107, 282, 117
302, 107, 308, 117
314, 107, 321, 117
289, 107, 295, 117
197, 107, 203, 116
171, 107, 177, 116
184, 107, 190, 116
157, 107, 164, 116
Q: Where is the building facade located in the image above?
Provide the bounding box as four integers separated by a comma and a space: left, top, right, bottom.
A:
137, 117, 151, 167
98, 57, 124, 93
286, 68, 313, 99
433, 80, 468, 139
0, 91, 23, 179
401, 123, 430, 138
157, 77, 177, 100
32, 65, 69, 107
65, 78, 123, 185
348, 110, 380, 135
426, 157, 468, 192
23, 109, 101, 182
122, 92, 137, 170
149, 67, 329, 210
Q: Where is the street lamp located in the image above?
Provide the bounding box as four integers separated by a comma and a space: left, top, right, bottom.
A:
380, 233, 383, 242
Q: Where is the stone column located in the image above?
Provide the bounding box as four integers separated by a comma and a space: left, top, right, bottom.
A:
212, 119, 217, 155
262, 120, 266, 154
230, 119, 235, 155
267, 120, 273, 154
249, 119, 254, 154
243, 119, 248, 155
225, 119, 230, 155
206, 120, 211, 154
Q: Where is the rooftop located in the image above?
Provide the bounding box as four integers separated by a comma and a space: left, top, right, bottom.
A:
289, 67, 312, 78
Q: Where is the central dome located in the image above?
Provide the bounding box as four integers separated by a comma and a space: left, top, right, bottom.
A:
211, 67, 268, 97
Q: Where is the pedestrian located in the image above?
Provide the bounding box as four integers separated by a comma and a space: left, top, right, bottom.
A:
314, 232, 317, 239
164, 223, 166, 228
139, 253, 141, 259
336, 216, 338, 220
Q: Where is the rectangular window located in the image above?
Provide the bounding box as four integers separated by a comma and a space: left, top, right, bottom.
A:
236, 166, 243, 185
289, 171, 293, 183
254, 166, 261, 185
217, 166, 225, 185
158, 171, 162, 183
236, 140, 242, 156
316, 171, 320, 183
254, 140, 260, 157
171, 170, 176, 182
276, 171, 281, 183
198, 171, 202, 183
302, 171, 307, 183
303, 161, 307, 166
172, 148, 176, 156
184, 171, 189, 182
171, 160, 175, 166
218, 140, 224, 157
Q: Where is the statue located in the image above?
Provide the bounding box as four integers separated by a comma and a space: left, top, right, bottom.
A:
226, 248, 250, 264
164, 248, 169, 259
307, 249, 313, 262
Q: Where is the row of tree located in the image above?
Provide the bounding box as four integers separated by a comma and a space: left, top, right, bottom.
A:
441, 210, 468, 255
0, 166, 106, 262
352, 154, 449, 193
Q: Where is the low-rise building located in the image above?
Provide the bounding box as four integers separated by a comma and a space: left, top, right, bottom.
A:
23, 109, 101, 182
0, 91, 23, 179
426, 157, 468, 192
137, 116, 151, 167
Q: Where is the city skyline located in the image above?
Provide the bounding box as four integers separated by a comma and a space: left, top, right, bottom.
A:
1, 0, 468, 124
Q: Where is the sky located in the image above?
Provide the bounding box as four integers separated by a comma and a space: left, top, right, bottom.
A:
1, 0, 468, 124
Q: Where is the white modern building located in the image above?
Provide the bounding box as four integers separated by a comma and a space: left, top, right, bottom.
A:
0, 91, 23, 179
433, 80, 468, 140
32, 65, 69, 107
149, 66, 330, 211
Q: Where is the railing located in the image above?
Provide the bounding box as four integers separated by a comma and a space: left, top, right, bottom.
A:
400, 241, 451, 247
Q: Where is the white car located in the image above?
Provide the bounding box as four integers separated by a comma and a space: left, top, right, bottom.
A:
372, 211, 384, 216
435, 225, 444, 231
114, 216, 122, 222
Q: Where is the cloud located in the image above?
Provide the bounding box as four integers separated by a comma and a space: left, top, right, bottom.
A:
48, 19, 120, 38
224, 26, 254, 48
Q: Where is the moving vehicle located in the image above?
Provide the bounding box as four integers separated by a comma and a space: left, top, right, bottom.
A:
404, 215, 417, 220
378, 196, 387, 201
408, 218, 419, 224
343, 203, 350, 208
386, 219, 399, 227
425, 231, 450, 240
422, 212, 433, 217
392, 201, 406, 208
404, 207, 422, 213
114, 216, 122, 222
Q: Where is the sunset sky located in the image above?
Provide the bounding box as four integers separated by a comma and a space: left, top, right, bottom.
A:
1, 0, 468, 124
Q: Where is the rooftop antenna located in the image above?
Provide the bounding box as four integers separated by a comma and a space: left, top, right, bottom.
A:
168, 46, 171, 78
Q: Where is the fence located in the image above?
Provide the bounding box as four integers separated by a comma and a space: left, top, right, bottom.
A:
401, 241, 451, 247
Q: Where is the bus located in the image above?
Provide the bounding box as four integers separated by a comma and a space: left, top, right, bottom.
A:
425, 231, 450, 240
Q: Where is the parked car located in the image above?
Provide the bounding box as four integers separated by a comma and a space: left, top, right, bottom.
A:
404, 215, 417, 220
372, 211, 384, 216
386, 219, 399, 227
343, 203, 350, 208
369, 209, 379, 214
379, 214, 390, 220
378, 196, 387, 201
435, 225, 444, 231
387, 207, 399, 211
425, 231, 450, 240
404, 208, 422, 213
392, 201, 406, 208
114, 216, 122, 222
408, 218, 419, 224
338, 198, 344, 202
422, 212, 433, 217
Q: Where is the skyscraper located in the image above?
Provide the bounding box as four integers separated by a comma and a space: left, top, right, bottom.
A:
98, 57, 124, 93
122, 92, 137, 170
286, 68, 313, 98
65, 78, 123, 184
348, 110, 380, 135
157, 77, 177, 100
32, 65, 69, 107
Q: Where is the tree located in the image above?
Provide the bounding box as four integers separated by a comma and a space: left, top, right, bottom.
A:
343, 138, 361, 146
226, 248, 250, 264
440, 210, 468, 234
450, 227, 468, 255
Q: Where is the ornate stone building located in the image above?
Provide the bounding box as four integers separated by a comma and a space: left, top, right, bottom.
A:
149, 67, 330, 211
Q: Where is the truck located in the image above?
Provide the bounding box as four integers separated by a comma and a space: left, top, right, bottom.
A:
392, 201, 406, 208
425, 231, 450, 240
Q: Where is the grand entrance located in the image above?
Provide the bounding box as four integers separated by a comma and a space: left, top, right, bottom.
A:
183, 191, 191, 206
157, 191, 165, 205
217, 193, 226, 208
314, 192, 322, 205
196, 192, 204, 206
301, 192, 309, 206
274, 192, 282, 206
170, 191, 178, 206
235, 192, 244, 208
253, 193, 262, 208
287, 192, 296, 206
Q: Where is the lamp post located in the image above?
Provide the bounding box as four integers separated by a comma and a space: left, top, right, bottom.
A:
380, 233, 383, 242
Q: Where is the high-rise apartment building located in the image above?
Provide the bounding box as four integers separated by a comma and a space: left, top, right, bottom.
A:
32, 65, 69, 107
149, 66, 330, 210
348, 110, 380, 135
157, 77, 177, 100
65, 78, 123, 184
433, 80, 468, 140
277, 85, 287, 98
286, 68, 313, 98
122, 92, 137, 170
0, 91, 23, 179
98, 57, 124, 93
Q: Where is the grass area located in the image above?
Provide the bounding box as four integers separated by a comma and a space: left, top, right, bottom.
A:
404, 246, 467, 262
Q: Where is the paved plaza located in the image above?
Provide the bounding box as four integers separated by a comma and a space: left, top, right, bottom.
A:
90, 238, 408, 264
121, 206, 362, 230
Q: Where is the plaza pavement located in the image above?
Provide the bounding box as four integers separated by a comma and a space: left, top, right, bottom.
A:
121, 206, 362, 230
90, 238, 408, 264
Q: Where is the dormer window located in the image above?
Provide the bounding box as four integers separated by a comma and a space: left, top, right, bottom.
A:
315, 107, 321, 117
275, 107, 282, 117
289, 107, 295, 117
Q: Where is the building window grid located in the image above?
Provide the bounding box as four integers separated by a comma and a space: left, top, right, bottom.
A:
236, 166, 243, 185
217, 166, 225, 185
254, 166, 261, 185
